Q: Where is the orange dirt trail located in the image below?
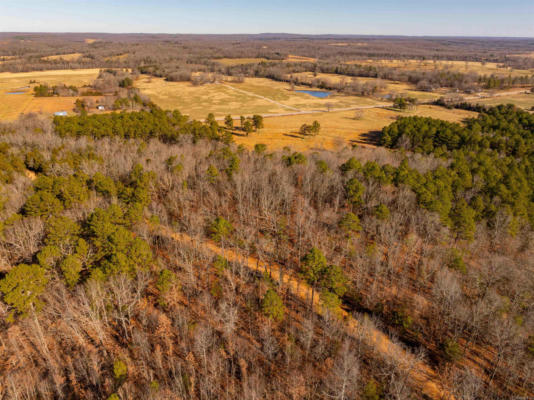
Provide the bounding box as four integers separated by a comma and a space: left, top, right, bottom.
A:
157, 225, 453, 400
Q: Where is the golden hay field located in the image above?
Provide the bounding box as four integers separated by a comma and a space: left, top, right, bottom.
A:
135, 75, 388, 119
471, 93, 534, 109
42, 53, 83, 62
289, 72, 443, 101
232, 105, 477, 152
510, 52, 534, 59
0, 69, 100, 120
214, 55, 317, 66
285, 54, 316, 62
215, 58, 271, 66
346, 59, 534, 77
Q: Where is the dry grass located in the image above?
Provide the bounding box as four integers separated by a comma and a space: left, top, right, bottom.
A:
42, 53, 83, 62
233, 77, 388, 110
346, 59, 534, 77
135, 75, 288, 118
289, 72, 444, 101
232, 105, 477, 152
0, 69, 100, 120
135, 75, 388, 119
285, 54, 316, 62
84, 38, 99, 44
214, 55, 317, 65
215, 58, 271, 66
510, 52, 534, 59
471, 93, 534, 109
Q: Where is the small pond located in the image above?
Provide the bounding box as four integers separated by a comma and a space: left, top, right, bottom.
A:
6, 91, 26, 95
295, 89, 331, 98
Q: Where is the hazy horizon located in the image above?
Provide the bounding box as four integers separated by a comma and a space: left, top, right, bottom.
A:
1, 0, 533, 38
1, 32, 534, 39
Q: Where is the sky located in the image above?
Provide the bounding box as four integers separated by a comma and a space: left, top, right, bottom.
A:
1, 0, 533, 37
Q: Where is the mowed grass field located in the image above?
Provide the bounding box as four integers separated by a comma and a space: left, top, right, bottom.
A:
135, 76, 388, 119
0, 69, 100, 120
232, 105, 477, 152
346, 59, 534, 77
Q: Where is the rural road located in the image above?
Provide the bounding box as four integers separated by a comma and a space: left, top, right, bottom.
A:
156, 224, 454, 400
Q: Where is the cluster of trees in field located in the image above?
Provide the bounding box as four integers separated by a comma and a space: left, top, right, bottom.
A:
0, 103, 533, 399
33, 83, 79, 97
224, 114, 264, 136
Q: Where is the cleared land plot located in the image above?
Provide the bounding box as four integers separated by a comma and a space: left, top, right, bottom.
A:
215, 58, 271, 66
232, 78, 388, 111
510, 52, 534, 59
470, 93, 534, 109
135, 76, 289, 118
136, 76, 388, 119
0, 69, 100, 120
346, 59, 534, 77
232, 105, 477, 152
42, 53, 83, 61
285, 54, 316, 62
289, 72, 444, 101
213, 55, 316, 65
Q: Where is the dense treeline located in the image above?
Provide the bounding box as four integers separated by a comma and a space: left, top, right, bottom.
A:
220, 61, 534, 93
53, 107, 230, 143
0, 108, 533, 399
382, 104, 534, 239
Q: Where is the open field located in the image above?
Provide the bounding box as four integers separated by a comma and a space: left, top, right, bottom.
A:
470, 92, 534, 109
0, 69, 100, 120
346, 59, 534, 77
289, 72, 444, 101
232, 105, 477, 152
135, 76, 290, 118
215, 58, 271, 66
285, 54, 316, 62
42, 53, 83, 61
135, 75, 388, 119
510, 51, 534, 59
213, 55, 317, 66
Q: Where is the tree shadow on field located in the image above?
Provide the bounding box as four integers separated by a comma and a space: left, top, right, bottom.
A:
351, 130, 382, 146
283, 133, 305, 139
231, 131, 248, 137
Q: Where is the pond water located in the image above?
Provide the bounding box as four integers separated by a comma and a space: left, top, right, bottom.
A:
295, 89, 331, 98
6, 91, 26, 95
